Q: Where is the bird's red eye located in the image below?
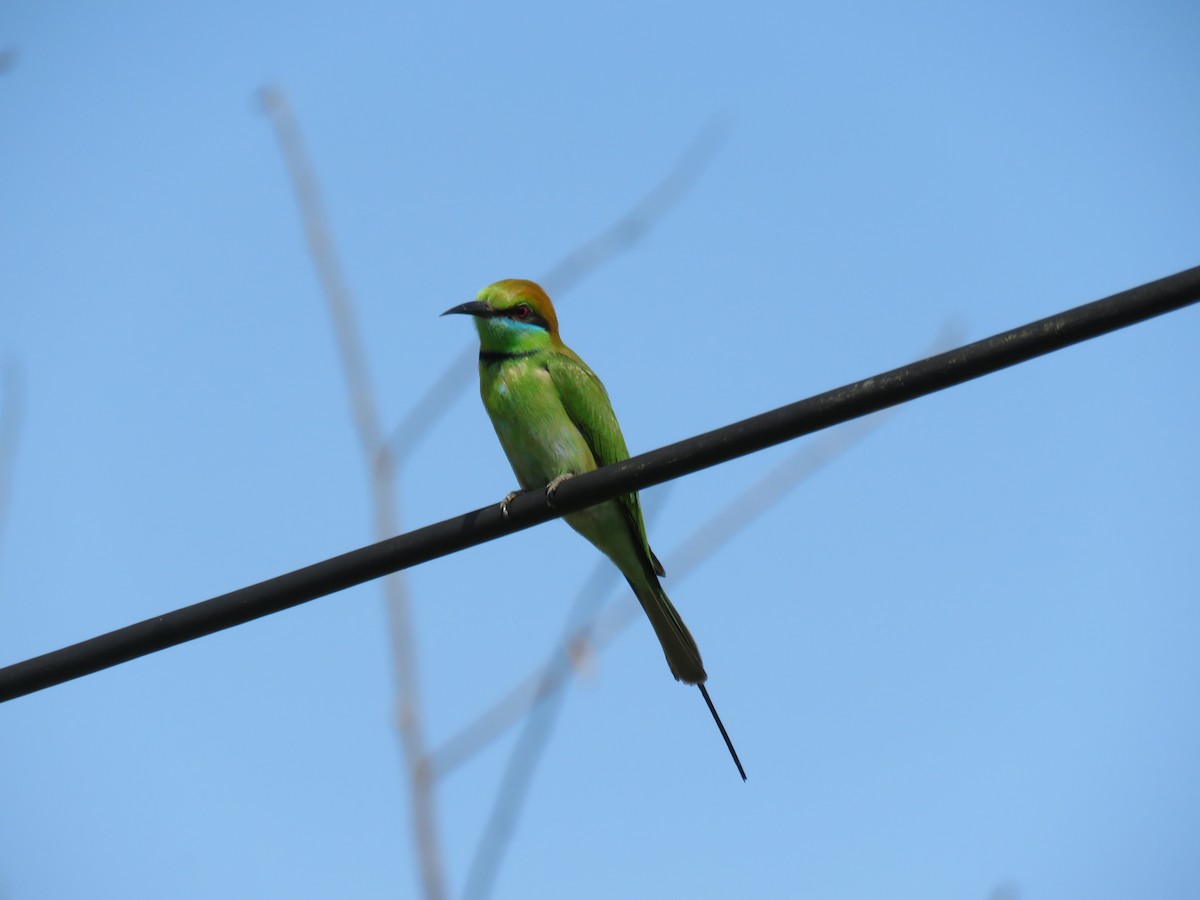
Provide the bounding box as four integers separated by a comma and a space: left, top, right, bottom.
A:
514, 305, 530, 319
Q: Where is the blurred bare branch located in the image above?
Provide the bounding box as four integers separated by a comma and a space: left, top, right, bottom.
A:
258, 86, 381, 458
539, 115, 731, 296
383, 115, 731, 464
259, 85, 446, 900
0, 49, 16, 75
0, 360, 22, 558
387, 345, 475, 465
458, 492, 668, 900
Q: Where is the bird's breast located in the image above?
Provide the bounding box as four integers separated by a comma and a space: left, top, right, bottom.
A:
480, 361, 596, 488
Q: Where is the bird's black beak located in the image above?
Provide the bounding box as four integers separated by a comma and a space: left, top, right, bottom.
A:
440, 300, 493, 318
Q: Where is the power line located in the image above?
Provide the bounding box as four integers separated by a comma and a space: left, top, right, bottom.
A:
1, 264, 1197, 703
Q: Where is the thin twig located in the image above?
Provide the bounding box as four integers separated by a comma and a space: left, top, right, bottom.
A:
429, 559, 618, 778
539, 115, 731, 296
387, 345, 475, 465
258, 87, 380, 456
382, 115, 731, 464
258, 85, 446, 900
457, 491, 670, 900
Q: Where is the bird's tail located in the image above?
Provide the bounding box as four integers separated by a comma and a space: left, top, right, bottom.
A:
626, 569, 747, 779
624, 571, 707, 685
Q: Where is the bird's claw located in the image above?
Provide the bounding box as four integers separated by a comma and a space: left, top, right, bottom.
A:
544, 473, 575, 508
499, 490, 523, 520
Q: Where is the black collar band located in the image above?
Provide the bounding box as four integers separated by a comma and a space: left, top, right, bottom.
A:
480, 349, 541, 364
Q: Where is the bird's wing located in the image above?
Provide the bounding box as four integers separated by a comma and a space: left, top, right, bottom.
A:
546, 348, 666, 577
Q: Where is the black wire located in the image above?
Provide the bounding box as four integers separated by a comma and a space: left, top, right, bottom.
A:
1, 264, 1198, 703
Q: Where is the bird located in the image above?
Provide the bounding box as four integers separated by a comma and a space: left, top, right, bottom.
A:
443, 278, 745, 780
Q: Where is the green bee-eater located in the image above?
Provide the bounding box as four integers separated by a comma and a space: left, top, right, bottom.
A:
443, 279, 744, 779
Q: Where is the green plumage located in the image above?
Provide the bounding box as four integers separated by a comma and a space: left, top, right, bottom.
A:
447, 279, 706, 684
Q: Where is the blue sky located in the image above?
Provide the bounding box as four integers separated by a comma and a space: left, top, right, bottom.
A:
2, 2, 1198, 898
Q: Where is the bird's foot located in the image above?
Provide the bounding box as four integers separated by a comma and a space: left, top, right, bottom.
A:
544, 473, 575, 508
499, 490, 525, 520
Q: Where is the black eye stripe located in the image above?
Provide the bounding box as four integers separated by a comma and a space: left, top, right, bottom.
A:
506, 305, 549, 329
